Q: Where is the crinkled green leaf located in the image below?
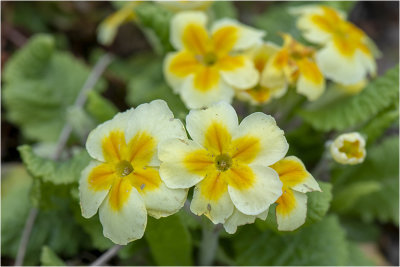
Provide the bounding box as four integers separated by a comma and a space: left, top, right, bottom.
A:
305, 181, 333, 225
135, 2, 173, 54
18, 145, 90, 185
236, 215, 348, 265
86, 91, 119, 123
41, 246, 65, 266
145, 214, 193, 265
332, 136, 399, 225
300, 65, 399, 131
3, 34, 106, 142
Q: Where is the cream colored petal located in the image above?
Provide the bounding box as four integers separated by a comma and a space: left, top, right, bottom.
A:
170, 11, 208, 51
190, 182, 235, 224
180, 73, 234, 109
141, 182, 188, 219
223, 208, 269, 234
79, 161, 112, 218
283, 156, 321, 193
228, 165, 282, 216
125, 100, 187, 166
296, 71, 325, 101
233, 112, 288, 166
99, 186, 147, 245
330, 132, 367, 165
316, 42, 368, 85
276, 190, 307, 231
260, 59, 288, 90
211, 18, 265, 51
186, 101, 239, 146
159, 138, 212, 189
220, 57, 259, 90
86, 108, 135, 162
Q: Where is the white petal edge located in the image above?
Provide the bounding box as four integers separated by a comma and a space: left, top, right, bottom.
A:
284, 156, 321, 193
99, 186, 147, 245
223, 208, 269, 234
228, 165, 282, 216
296, 71, 325, 101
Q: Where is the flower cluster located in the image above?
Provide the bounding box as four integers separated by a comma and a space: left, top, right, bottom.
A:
80, 100, 320, 244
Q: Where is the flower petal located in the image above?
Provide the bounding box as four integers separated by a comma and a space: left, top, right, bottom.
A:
296, 59, 325, 101
218, 55, 259, 90
316, 41, 369, 85
99, 179, 147, 245
232, 112, 288, 166
211, 18, 265, 51
179, 70, 234, 109
125, 100, 187, 166
276, 189, 307, 231
186, 101, 239, 149
223, 208, 269, 234
159, 138, 213, 189
170, 11, 209, 53
271, 156, 321, 193
86, 108, 135, 162
79, 161, 114, 218
190, 170, 234, 224
164, 51, 202, 93
228, 165, 282, 215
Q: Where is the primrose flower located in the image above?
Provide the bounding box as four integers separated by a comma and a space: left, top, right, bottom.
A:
159, 102, 288, 224
291, 5, 377, 85
164, 11, 265, 109
261, 33, 325, 101
330, 132, 366, 165
236, 43, 287, 105
97, 2, 139, 45
270, 156, 321, 231
79, 100, 188, 245
223, 155, 320, 233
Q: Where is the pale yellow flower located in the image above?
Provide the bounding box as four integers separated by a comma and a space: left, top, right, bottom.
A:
261, 34, 325, 101
159, 102, 288, 224
97, 2, 139, 45
79, 100, 188, 245
223, 156, 320, 233
236, 43, 288, 105
164, 11, 265, 108
291, 5, 376, 85
330, 132, 366, 165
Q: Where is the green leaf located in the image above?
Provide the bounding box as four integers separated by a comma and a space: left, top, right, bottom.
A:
331, 181, 381, 213
209, 1, 237, 20
86, 91, 119, 123
235, 215, 349, 265
305, 181, 333, 225
145, 214, 193, 265
300, 65, 399, 131
3, 34, 106, 142
18, 145, 91, 185
332, 136, 399, 225
135, 2, 173, 54
41, 246, 65, 266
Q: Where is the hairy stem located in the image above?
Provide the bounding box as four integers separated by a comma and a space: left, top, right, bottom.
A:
14, 53, 114, 266
199, 220, 223, 266
90, 245, 122, 266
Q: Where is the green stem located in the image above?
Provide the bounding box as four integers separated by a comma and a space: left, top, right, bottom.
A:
199, 219, 222, 266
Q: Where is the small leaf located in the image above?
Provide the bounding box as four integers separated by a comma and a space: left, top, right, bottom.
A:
145, 214, 193, 265
305, 181, 333, 225
18, 145, 91, 185
86, 91, 119, 123
41, 246, 65, 266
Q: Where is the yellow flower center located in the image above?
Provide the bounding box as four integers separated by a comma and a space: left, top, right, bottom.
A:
115, 160, 134, 177
215, 153, 232, 172
339, 140, 363, 159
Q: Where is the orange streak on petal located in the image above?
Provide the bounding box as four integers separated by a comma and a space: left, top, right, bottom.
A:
270, 158, 308, 188
216, 55, 245, 71
193, 66, 220, 92
204, 121, 232, 154
109, 177, 132, 211
182, 23, 210, 55
199, 170, 228, 201
88, 163, 115, 191
276, 187, 297, 216
169, 51, 202, 77
230, 136, 261, 164
212, 25, 238, 55
102, 130, 126, 163
226, 164, 255, 190
129, 167, 161, 193
183, 149, 213, 175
